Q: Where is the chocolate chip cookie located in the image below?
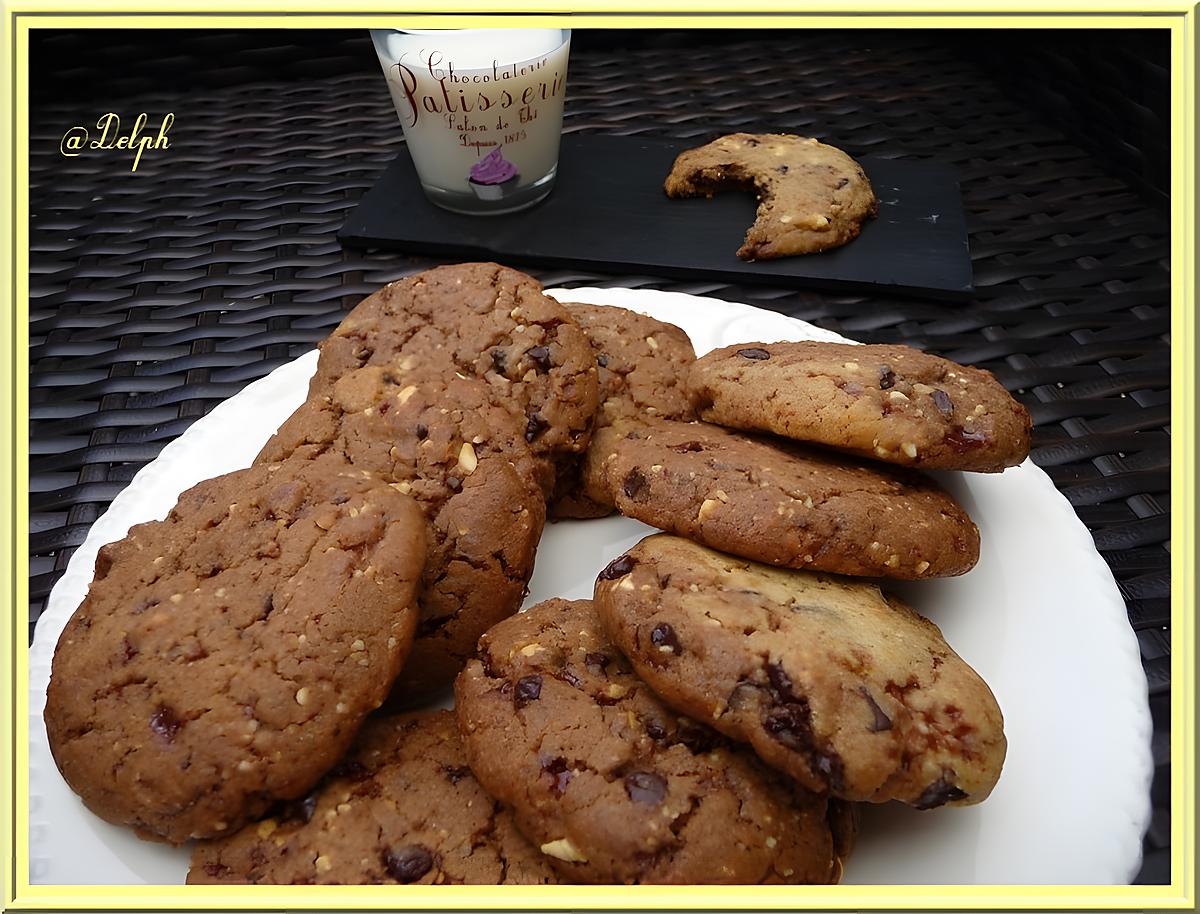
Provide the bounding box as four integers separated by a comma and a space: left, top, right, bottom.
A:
258, 366, 545, 698
550, 302, 697, 519
310, 262, 599, 488
582, 418, 979, 578
664, 133, 878, 260
454, 598, 854, 884
593, 535, 1007, 809
44, 455, 426, 844
188, 711, 558, 885
688, 341, 1032, 472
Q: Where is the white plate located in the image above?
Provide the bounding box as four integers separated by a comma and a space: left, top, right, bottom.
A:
28, 287, 1153, 886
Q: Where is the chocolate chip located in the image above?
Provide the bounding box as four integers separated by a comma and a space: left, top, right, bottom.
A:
746, 137, 760, 146
585, 652, 611, 673
644, 720, 668, 741
931, 389, 954, 417
377, 401, 390, 416
120, 637, 138, 663
514, 674, 543, 708
650, 623, 681, 655
415, 423, 428, 440
558, 667, 583, 689
442, 764, 471, 784
836, 177, 849, 189
622, 468, 650, 500
541, 756, 573, 795
490, 349, 507, 373
598, 554, 636, 581
763, 704, 813, 752
624, 770, 667, 805
766, 661, 800, 703
446, 477, 462, 492
944, 425, 989, 451
259, 592, 274, 620
330, 494, 350, 505
149, 706, 183, 742
861, 688, 893, 732
524, 412, 549, 442
777, 164, 789, 174
737, 347, 771, 361
914, 776, 968, 810
382, 844, 434, 883
526, 346, 552, 371
597, 354, 609, 368
670, 441, 705, 453
879, 365, 896, 389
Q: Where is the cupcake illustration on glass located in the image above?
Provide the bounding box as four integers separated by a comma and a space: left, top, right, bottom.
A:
468, 146, 520, 201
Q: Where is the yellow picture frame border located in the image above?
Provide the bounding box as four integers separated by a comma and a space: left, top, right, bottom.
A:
1, 1, 1193, 911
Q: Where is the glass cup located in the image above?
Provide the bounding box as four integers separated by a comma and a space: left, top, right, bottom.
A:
370, 28, 571, 215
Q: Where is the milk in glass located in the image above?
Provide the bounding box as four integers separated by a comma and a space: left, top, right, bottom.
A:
371, 29, 571, 214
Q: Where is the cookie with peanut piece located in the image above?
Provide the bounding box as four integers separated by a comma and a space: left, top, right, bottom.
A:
663, 133, 877, 260
454, 598, 855, 884
44, 454, 426, 844
310, 262, 599, 493
581, 417, 979, 578
593, 535, 1007, 810
258, 366, 545, 699
188, 711, 558, 885
550, 302, 697, 519
688, 341, 1031, 472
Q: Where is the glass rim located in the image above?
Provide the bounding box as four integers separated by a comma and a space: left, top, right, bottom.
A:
369, 28, 571, 71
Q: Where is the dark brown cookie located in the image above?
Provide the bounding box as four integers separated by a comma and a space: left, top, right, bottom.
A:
257, 366, 545, 698
582, 417, 979, 578
188, 711, 558, 885
593, 535, 1007, 809
44, 455, 426, 844
664, 133, 877, 260
688, 341, 1032, 472
310, 262, 599, 488
550, 302, 697, 519
454, 598, 853, 884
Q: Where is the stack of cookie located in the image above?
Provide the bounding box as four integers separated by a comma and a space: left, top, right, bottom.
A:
43, 262, 1031, 886
44, 263, 604, 852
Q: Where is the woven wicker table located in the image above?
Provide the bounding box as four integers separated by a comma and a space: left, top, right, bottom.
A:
28, 30, 1170, 883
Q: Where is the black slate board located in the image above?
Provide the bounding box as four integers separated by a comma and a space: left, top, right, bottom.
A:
340, 134, 972, 298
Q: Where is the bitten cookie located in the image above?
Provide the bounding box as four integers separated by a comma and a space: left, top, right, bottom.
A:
582, 418, 979, 578
688, 341, 1032, 472
663, 133, 877, 260
454, 598, 855, 884
593, 535, 1006, 809
44, 455, 426, 844
551, 302, 697, 519
189, 711, 558, 885
258, 366, 545, 698
311, 262, 599, 490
